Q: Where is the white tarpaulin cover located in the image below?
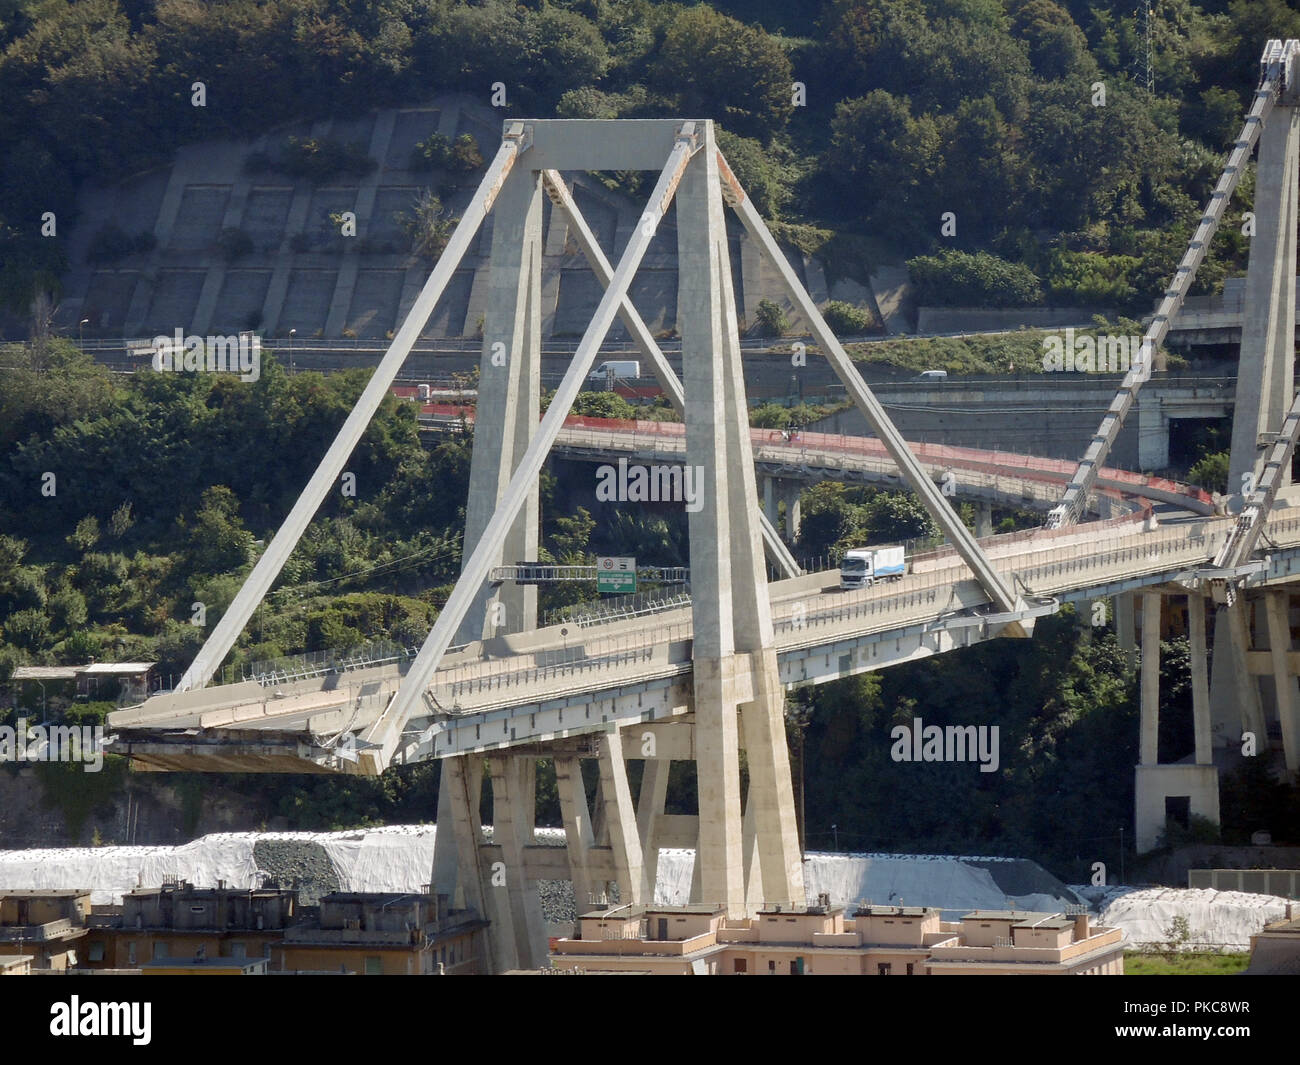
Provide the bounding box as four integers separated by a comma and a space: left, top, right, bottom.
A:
0, 829, 1288, 951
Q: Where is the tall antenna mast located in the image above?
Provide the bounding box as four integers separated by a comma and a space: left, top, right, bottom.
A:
1137, 0, 1154, 94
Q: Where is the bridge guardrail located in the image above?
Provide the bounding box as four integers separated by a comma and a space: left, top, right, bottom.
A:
427, 513, 1300, 705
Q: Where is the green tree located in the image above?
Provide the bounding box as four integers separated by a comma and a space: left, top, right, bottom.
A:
651, 6, 793, 143
752, 298, 788, 337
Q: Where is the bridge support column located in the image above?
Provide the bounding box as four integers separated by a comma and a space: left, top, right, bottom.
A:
1228, 97, 1300, 495
782, 481, 802, 542
678, 127, 800, 917
597, 727, 644, 907
692, 658, 747, 913
739, 650, 805, 908
1188, 594, 1213, 766
1136, 393, 1170, 470
636, 756, 671, 903
1263, 593, 1300, 777
1134, 594, 1220, 852
555, 755, 596, 917
486, 754, 548, 970
1138, 593, 1161, 768
456, 163, 544, 645
441, 756, 511, 968
974, 501, 993, 538
1210, 599, 1271, 757
1227, 600, 1269, 746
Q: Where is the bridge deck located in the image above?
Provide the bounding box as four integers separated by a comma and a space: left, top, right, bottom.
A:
108, 503, 1300, 773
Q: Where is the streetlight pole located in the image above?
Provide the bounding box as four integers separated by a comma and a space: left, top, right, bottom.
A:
79, 318, 89, 347
289, 328, 296, 375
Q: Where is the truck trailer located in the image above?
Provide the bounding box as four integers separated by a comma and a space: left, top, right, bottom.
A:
839, 546, 907, 590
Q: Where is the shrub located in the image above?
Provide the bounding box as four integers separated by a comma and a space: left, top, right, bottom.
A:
412, 133, 482, 173
752, 298, 788, 337
822, 300, 876, 335
278, 136, 375, 183
907, 249, 1044, 308
1188, 451, 1228, 495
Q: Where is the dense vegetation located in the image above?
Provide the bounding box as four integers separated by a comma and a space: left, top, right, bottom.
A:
4, 0, 1299, 321
3, 0, 1299, 866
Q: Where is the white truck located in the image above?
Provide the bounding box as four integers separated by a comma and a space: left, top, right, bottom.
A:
588, 360, 641, 382
839, 546, 907, 590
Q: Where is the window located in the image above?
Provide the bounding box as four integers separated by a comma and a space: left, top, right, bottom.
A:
230, 942, 245, 960
877, 963, 891, 976
152, 942, 169, 960
364, 956, 383, 975
768, 960, 776, 974
906, 963, 914, 976
126, 942, 136, 965
734, 958, 747, 973
87, 942, 105, 963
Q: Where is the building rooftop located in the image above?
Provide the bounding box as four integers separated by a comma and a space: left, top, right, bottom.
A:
10, 667, 79, 680
0, 889, 90, 898
962, 910, 1060, 923
756, 904, 843, 917
852, 905, 935, 918
579, 903, 725, 919
78, 662, 156, 675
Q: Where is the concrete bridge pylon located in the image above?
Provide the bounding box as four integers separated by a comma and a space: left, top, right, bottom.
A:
155, 116, 1031, 968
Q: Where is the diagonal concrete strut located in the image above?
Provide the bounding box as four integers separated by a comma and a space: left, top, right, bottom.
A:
360, 123, 704, 772
715, 150, 1021, 616
175, 126, 532, 692
540, 168, 801, 580
1050, 45, 1292, 528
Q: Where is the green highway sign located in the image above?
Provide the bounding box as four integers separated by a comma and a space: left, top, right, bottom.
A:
597, 556, 636, 594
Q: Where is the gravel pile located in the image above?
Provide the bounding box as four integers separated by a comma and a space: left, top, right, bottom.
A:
253, 839, 340, 905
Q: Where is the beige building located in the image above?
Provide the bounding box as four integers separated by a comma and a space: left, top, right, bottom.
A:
550, 902, 1124, 975
0, 889, 92, 971
1246, 904, 1300, 974
85, 881, 297, 969
0, 954, 33, 975
274, 892, 488, 974
925, 909, 1125, 975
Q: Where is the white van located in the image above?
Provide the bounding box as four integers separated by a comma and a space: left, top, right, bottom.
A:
917, 369, 948, 381
589, 360, 641, 382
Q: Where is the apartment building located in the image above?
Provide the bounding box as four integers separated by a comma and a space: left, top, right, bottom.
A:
926, 909, 1125, 975
0, 883, 487, 974
84, 881, 297, 969
0, 889, 92, 971
549, 902, 1124, 975
274, 892, 489, 974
